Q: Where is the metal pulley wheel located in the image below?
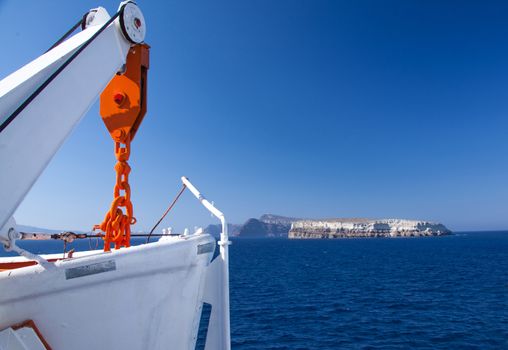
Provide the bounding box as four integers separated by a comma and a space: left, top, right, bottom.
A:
119, 1, 146, 44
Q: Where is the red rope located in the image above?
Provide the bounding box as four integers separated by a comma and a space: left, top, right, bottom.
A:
146, 184, 187, 243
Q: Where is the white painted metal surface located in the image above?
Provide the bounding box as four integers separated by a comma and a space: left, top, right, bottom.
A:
0, 326, 47, 350
0, 6, 131, 233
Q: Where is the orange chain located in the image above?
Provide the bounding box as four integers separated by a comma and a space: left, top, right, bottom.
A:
94, 134, 136, 251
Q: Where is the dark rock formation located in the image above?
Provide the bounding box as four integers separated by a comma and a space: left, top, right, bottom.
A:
237, 214, 302, 238
204, 223, 242, 237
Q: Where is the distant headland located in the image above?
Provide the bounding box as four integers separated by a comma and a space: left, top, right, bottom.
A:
205, 214, 452, 239
289, 218, 451, 238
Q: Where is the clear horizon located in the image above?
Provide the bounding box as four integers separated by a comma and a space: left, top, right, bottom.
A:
2, 1, 508, 233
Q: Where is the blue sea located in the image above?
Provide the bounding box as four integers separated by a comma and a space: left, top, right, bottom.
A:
228, 232, 508, 349
2, 232, 507, 349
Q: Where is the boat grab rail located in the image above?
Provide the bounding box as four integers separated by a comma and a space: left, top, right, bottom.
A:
180, 177, 229, 246
180, 176, 231, 350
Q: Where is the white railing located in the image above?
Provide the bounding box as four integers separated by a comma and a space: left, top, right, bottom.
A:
181, 176, 231, 350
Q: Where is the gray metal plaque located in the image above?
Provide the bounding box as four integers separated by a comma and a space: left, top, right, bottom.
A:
65, 260, 116, 280
197, 242, 215, 255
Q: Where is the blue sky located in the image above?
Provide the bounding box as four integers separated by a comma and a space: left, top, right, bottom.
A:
1, 0, 508, 232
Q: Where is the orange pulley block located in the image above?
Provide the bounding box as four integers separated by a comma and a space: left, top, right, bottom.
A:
94, 44, 150, 252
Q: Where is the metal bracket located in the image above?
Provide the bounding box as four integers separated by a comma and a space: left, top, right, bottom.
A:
1, 225, 53, 270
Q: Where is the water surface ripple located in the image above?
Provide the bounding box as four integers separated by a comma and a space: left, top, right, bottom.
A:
228, 232, 508, 349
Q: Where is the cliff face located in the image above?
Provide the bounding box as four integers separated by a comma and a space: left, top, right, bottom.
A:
204, 223, 242, 237
258, 214, 301, 226
288, 219, 451, 239
238, 214, 301, 238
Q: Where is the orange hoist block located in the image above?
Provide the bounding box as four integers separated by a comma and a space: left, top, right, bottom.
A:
95, 44, 150, 252
100, 43, 149, 142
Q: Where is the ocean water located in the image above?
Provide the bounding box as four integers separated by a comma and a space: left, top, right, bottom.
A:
2, 232, 507, 349
227, 232, 508, 349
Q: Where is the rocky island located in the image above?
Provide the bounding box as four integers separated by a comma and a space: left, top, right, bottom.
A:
288, 218, 451, 239
205, 214, 451, 239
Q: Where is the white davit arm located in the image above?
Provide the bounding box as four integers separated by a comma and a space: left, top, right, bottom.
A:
181, 176, 228, 244
0, 2, 146, 238
180, 176, 231, 350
